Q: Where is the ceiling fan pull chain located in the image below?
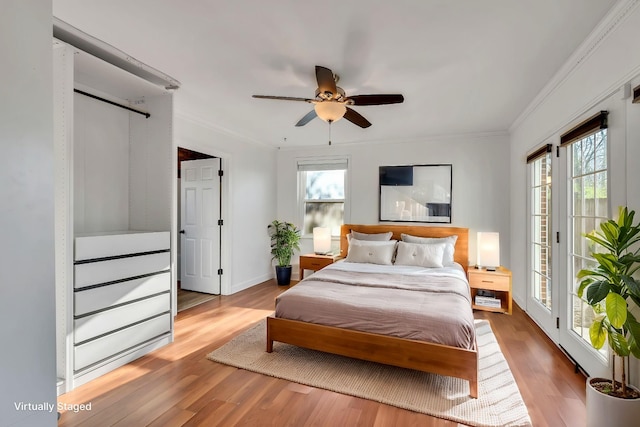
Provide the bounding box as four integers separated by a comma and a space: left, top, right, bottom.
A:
328, 121, 332, 145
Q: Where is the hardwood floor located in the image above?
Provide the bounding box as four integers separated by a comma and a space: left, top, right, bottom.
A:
58, 281, 587, 426
177, 288, 218, 312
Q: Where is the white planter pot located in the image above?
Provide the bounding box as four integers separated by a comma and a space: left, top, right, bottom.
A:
586, 377, 640, 427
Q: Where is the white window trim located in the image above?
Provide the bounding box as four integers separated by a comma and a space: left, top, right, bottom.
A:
296, 156, 350, 237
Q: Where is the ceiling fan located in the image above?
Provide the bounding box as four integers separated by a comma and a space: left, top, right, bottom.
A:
252, 65, 404, 129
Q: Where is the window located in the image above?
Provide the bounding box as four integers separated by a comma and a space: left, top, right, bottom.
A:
568, 128, 608, 346
528, 146, 552, 310
297, 159, 348, 236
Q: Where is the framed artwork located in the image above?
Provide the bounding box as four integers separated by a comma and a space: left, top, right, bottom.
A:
379, 164, 452, 223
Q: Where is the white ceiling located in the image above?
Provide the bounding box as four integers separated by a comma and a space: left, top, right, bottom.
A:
53, 0, 618, 148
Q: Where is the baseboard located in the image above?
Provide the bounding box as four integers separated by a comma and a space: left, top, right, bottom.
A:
229, 273, 273, 295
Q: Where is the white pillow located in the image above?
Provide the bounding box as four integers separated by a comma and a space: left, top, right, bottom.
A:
349, 231, 393, 241
400, 233, 458, 265
345, 240, 397, 265
394, 241, 445, 268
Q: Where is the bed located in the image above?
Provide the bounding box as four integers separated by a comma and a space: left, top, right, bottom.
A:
266, 224, 478, 398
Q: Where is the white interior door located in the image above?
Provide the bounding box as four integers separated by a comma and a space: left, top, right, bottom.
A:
180, 158, 221, 294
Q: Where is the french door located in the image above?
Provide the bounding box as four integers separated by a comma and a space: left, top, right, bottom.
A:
526, 147, 558, 340
557, 128, 610, 378
527, 108, 619, 379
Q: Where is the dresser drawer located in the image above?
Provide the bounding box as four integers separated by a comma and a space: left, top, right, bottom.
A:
75, 271, 170, 316
300, 257, 334, 270
468, 272, 511, 291
75, 231, 169, 261
74, 313, 170, 371
74, 252, 170, 288
74, 293, 170, 343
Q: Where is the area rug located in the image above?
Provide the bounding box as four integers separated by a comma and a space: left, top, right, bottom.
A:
207, 319, 531, 427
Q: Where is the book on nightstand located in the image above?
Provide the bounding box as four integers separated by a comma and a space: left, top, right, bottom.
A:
474, 295, 502, 308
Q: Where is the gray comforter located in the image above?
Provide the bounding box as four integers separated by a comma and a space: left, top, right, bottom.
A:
275, 265, 476, 349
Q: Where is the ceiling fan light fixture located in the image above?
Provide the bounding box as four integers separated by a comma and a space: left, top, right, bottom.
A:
314, 101, 346, 123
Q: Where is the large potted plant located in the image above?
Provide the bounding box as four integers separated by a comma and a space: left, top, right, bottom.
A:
268, 220, 301, 285
577, 207, 640, 426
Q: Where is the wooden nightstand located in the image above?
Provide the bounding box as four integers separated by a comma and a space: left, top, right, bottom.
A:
467, 266, 512, 314
299, 254, 338, 279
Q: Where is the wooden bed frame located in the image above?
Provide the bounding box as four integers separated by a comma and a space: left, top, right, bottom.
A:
266, 224, 478, 398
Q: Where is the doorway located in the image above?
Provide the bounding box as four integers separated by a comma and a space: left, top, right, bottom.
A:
525, 95, 625, 380
177, 147, 221, 311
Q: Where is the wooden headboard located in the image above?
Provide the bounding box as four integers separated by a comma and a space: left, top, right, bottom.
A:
340, 224, 469, 272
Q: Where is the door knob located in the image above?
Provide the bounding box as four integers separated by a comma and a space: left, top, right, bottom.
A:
179, 229, 185, 234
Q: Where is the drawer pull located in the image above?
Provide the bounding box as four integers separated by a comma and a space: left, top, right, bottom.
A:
481, 280, 494, 283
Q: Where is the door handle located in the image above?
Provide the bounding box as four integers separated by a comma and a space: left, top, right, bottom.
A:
179, 229, 185, 234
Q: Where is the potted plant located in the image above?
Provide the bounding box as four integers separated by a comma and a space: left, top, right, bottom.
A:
268, 220, 301, 285
577, 206, 640, 426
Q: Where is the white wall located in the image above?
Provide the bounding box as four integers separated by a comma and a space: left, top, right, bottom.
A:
510, 2, 640, 306
74, 91, 174, 235
129, 93, 174, 232
74, 93, 130, 233
174, 115, 277, 294
276, 133, 511, 266
510, 1, 640, 383
0, 1, 57, 426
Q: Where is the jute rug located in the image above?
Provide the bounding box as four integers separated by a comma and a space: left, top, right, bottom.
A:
207, 319, 531, 427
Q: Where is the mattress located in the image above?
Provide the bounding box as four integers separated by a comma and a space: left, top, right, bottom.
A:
275, 261, 475, 349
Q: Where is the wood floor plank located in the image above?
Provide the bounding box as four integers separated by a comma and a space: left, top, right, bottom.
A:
58, 280, 587, 427
146, 406, 195, 427
111, 374, 200, 426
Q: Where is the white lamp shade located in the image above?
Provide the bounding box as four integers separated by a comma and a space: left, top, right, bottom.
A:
313, 227, 332, 254
477, 232, 500, 269
314, 101, 346, 122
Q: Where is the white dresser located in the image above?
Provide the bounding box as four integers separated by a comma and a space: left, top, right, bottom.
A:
72, 232, 172, 381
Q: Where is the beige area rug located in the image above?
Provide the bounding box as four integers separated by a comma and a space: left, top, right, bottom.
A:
207, 319, 531, 427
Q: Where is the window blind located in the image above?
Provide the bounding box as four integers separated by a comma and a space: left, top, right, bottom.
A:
526, 143, 552, 164
560, 111, 608, 146
297, 159, 348, 171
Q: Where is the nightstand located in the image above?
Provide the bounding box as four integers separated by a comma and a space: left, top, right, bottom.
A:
299, 254, 338, 279
467, 267, 512, 314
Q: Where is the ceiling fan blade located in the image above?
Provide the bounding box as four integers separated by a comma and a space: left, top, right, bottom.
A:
347, 94, 404, 105
295, 110, 318, 127
252, 95, 313, 102
343, 107, 372, 128
315, 66, 338, 98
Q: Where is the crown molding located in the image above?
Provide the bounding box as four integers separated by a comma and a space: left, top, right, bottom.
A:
510, 0, 640, 132
175, 111, 276, 150
276, 130, 509, 151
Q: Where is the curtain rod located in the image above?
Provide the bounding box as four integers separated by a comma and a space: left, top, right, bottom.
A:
74, 89, 150, 118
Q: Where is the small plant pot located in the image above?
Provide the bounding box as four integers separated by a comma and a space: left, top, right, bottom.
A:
275, 265, 292, 286
586, 377, 640, 427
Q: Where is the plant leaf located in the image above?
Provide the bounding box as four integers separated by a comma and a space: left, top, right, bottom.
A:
600, 222, 619, 250
592, 253, 617, 275
608, 329, 630, 357
586, 281, 610, 304
622, 275, 640, 298
626, 312, 640, 351
630, 339, 640, 359
605, 293, 627, 329
577, 268, 604, 280
589, 318, 606, 349
584, 232, 614, 252
577, 277, 593, 298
